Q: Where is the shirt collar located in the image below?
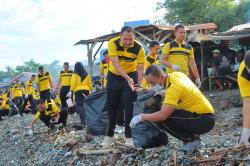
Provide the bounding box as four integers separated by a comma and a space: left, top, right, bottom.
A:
175, 39, 185, 45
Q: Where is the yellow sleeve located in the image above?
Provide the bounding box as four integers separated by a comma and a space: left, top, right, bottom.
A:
100, 62, 103, 70
163, 84, 182, 107
108, 40, 117, 57
52, 102, 60, 113
189, 48, 194, 59
137, 47, 146, 64
70, 74, 77, 91
25, 81, 29, 92
87, 75, 93, 92
34, 111, 41, 120
162, 42, 170, 56
35, 76, 39, 83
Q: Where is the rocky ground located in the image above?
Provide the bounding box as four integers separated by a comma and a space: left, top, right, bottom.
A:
0, 89, 249, 166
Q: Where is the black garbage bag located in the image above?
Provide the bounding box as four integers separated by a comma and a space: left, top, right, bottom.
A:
132, 88, 168, 148
84, 90, 108, 135
7, 100, 18, 116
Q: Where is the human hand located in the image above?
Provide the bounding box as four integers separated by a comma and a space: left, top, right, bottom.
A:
127, 77, 135, 91
66, 91, 72, 98
239, 128, 250, 147
195, 78, 201, 89
129, 115, 143, 128
25, 94, 28, 99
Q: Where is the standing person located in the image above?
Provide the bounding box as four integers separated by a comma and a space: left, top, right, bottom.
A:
211, 49, 233, 90
142, 40, 161, 88
130, 64, 215, 151
100, 50, 110, 88
237, 51, 250, 146
67, 62, 92, 125
101, 26, 145, 146
36, 66, 53, 110
12, 80, 24, 112
57, 62, 73, 109
21, 74, 36, 114
161, 24, 201, 88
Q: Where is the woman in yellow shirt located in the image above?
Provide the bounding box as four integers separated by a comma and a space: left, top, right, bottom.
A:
67, 62, 92, 125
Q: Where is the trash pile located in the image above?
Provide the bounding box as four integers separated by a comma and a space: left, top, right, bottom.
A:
0, 90, 249, 165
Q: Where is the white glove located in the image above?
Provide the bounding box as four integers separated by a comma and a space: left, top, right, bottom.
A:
239, 128, 250, 146
26, 127, 33, 136
195, 78, 201, 89
66, 91, 72, 98
129, 115, 143, 128
50, 118, 59, 124
171, 64, 180, 71
25, 94, 28, 99
154, 90, 165, 98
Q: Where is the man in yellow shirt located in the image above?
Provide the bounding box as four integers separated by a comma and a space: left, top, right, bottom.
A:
100, 50, 110, 88
29, 99, 67, 130
101, 26, 145, 146
57, 62, 73, 108
237, 51, 250, 146
142, 40, 161, 88
36, 66, 53, 110
12, 80, 24, 112
21, 74, 36, 115
0, 97, 10, 120
67, 62, 92, 125
130, 64, 215, 151
161, 25, 201, 88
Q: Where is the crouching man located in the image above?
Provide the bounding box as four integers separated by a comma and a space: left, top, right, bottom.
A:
29, 99, 68, 130
130, 64, 215, 151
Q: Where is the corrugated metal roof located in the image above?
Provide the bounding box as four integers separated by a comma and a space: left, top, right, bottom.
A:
74, 23, 217, 45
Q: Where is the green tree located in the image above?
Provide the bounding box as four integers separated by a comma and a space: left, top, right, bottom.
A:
44, 60, 61, 80
15, 59, 41, 74
156, 0, 248, 31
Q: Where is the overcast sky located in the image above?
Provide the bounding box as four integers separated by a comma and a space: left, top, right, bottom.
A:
0, 0, 165, 70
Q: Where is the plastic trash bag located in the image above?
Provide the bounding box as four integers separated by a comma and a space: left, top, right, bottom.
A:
84, 90, 108, 135
132, 87, 169, 148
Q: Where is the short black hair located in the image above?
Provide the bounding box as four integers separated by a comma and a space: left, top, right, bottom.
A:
145, 64, 164, 78
244, 50, 250, 68
31, 74, 36, 78
103, 50, 108, 56
149, 40, 160, 48
175, 24, 185, 31
38, 66, 44, 71
121, 26, 134, 34
64, 62, 69, 65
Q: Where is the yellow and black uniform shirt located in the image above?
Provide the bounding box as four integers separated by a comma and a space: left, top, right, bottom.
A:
0, 99, 10, 110
162, 40, 194, 75
33, 89, 39, 100
58, 70, 73, 87
1, 93, 8, 100
35, 72, 52, 91
237, 61, 250, 97
9, 86, 15, 99
142, 54, 160, 88
70, 74, 93, 93
108, 36, 145, 75
25, 80, 33, 95
34, 100, 59, 119
13, 83, 24, 97
163, 72, 214, 114
100, 60, 109, 86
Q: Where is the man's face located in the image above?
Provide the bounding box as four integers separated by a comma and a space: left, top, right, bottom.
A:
150, 45, 161, 55
174, 28, 186, 42
64, 64, 69, 71
145, 74, 161, 87
31, 76, 36, 81
104, 53, 109, 60
39, 69, 44, 75
120, 31, 134, 48
38, 103, 46, 112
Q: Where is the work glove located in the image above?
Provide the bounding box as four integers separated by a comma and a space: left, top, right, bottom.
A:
129, 115, 143, 128
25, 94, 28, 99
171, 64, 180, 71
239, 128, 250, 147
26, 127, 33, 136
66, 91, 72, 98
195, 78, 201, 89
